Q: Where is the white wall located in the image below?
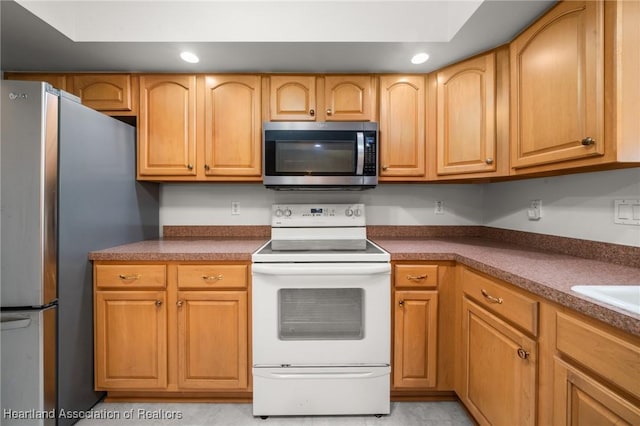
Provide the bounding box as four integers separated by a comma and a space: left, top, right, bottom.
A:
160, 168, 640, 247
160, 183, 484, 228
482, 168, 640, 247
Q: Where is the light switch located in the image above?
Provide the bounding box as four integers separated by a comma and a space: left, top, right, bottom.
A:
614, 200, 640, 225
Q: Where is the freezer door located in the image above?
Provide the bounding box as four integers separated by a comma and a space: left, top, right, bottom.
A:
0, 307, 56, 426
1, 81, 58, 307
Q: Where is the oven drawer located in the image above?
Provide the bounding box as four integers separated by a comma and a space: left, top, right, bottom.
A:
253, 366, 390, 416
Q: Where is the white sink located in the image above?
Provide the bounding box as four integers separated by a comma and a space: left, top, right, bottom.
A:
571, 285, 640, 315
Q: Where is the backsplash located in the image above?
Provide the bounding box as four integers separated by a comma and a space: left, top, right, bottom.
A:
160, 168, 640, 247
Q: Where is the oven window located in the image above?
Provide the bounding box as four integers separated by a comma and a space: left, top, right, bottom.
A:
278, 288, 364, 340
275, 140, 355, 174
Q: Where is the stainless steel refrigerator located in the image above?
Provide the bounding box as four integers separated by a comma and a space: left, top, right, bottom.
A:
1, 80, 159, 426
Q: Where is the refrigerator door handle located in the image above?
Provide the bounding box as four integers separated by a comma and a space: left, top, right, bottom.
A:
1, 316, 31, 331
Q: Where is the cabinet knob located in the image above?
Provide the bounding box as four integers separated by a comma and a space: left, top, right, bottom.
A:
398, 300, 405, 307
581, 137, 595, 146
155, 300, 162, 307
517, 348, 530, 360
382, 165, 389, 171
485, 158, 494, 165
309, 109, 315, 116
177, 300, 183, 308
326, 108, 332, 116
204, 164, 210, 171
187, 164, 194, 170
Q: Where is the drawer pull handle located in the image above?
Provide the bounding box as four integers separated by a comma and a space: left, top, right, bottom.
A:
118, 274, 141, 281
481, 289, 503, 304
407, 274, 428, 281
517, 348, 530, 360
202, 274, 223, 282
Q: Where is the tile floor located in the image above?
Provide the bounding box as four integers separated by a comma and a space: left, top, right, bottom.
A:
75, 401, 474, 426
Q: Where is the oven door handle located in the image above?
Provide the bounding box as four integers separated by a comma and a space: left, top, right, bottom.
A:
355, 132, 365, 175
252, 263, 390, 276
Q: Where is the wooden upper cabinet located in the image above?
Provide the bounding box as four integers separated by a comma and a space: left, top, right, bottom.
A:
68, 74, 135, 113
379, 75, 427, 180
201, 75, 262, 178
269, 75, 317, 121
436, 52, 497, 176
5, 72, 67, 91
324, 75, 375, 121
138, 75, 197, 178
510, 1, 604, 170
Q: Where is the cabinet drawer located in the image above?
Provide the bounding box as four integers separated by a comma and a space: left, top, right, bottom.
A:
556, 311, 640, 399
394, 265, 438, 288
461, 268, 538, 336
177, 264, 248, 289
95, 264, 167, 289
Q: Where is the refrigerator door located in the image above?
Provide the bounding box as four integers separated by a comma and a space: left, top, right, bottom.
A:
56, 91, 159, 425
0, 307, 57, 426
1, 80, 58, 308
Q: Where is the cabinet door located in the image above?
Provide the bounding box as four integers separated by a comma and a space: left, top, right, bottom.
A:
510, 1, 604, 169
138, 75, 197, 177
95, 291, 167, 390
68, 74, 134, 112
202, 75, 262, 178
553, 357, 640, 426
462, 297, 536, 426
269, 75, 317, 121
177, 291, 248, 390
436, 53, 496, 175
5, 72, 67, 90
393, 290, 438, 388
324, 75, 374, 121
379, 75, 426, 179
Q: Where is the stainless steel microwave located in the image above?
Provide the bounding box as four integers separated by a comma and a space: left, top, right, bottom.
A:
263, 121, 378, 190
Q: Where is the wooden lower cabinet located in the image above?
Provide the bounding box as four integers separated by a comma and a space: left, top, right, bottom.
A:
177, 291, 248, 389
94, 291, 168, 390
93, 261, 250, 397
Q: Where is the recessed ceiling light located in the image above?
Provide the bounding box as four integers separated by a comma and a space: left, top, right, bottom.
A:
180, 51, 200, 64
411, 53, 430, 65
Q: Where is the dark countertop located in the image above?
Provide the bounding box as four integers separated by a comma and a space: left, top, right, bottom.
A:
371, 237, 640, 336
89, 235, 640, 336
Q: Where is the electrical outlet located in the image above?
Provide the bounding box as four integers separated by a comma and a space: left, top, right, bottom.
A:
527, 199, 541, 221
435, 200, 444, 215
231, 201, 240, 215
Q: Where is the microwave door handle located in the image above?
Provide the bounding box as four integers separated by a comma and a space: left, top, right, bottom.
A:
356, 132, 365, 175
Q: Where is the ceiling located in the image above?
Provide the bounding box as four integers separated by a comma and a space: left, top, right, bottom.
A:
1, 0, 556, 74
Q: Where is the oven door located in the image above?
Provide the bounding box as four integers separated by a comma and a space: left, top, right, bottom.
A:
252, 262, 390, 366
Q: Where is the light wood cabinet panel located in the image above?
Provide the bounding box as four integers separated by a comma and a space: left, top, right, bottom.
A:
269, 75, 317, 121
177, 291, 248, 389
95, 291, 167, 390
68, 74, 135, 113
202, 75, 262, 178
379, 75, 427, 179
553, 357, 640, 426
393, 290, 438, 389
177, 264, 248, 290
95, 264, 167, 289
510, 1, 604, 169
461, 297, 537, 426
138, 75, 197, 178
394, 264, 439, 289
436, 53, 496, 176
324, 75, 375, 121
5, 72, 67, 90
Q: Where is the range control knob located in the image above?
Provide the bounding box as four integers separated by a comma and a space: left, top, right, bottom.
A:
345, 208, 354, 217
283, 209, 292, 217
275, 209, 284, 217
354, 208, 362, 217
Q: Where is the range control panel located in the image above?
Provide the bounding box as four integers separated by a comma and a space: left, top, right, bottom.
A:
272, 204, 366, 227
